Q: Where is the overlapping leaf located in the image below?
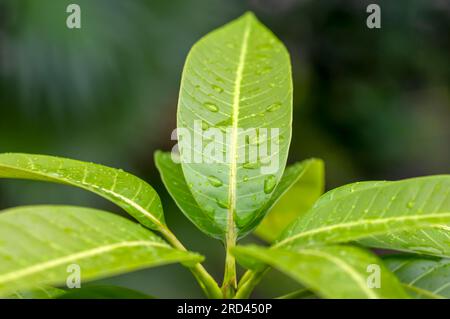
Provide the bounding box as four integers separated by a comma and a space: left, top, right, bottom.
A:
177, 12, 292, 239
233, 245, 408, 299
254, 158, 324, 242
58, 285, 152, 299
384, 255, 450, 298
0, 153, 164, 230
0, 206, 202, 296
275, 176, 450, 257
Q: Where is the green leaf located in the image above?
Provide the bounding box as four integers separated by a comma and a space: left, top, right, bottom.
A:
155, 151, 223, 239
0, 153, 164, 230
4, 286, 65, 299
275, 176, 450, 257
254, 159, 324, 242
0, 206, 202, 296
177, 12, 293, 239
384, 255, 450, 299
58, 285, 152, 299
232, 245, 409, 299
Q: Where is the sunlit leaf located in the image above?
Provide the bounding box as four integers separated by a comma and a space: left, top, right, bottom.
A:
0, 153, 164, 230
0, 206, 202, 297
276, 176, 450, 257
177, 12, 292, 239
233, 245, 408, 299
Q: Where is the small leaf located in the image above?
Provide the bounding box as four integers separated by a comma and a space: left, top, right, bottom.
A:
0, 206, 202, 297
384, 255, 450, 299
254, 159, 324, 242
177, 12, 293, 239
0, 153, 164, 230
276, 176, 450, 257
58, 285, 152, 299
232, 245, 408, 299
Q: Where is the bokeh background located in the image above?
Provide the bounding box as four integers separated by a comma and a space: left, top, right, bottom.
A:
0, 0, 448, 298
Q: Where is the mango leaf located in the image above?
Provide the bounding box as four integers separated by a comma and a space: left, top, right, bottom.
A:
384, 255, 450, 299
156, 152, 319, 240
254, 158, 324, 242
358, 227, 450, 258
58, 285, 152, 299
155, 151, 223, 239
177, 12, 293, 239
4, 286, 65, 299
232, 245, 408, 299
275, 176, 450, 257
0, 153, 164, 230
0, 206, 202, 296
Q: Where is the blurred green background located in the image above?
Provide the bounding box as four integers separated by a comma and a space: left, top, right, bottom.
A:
0, 0, 448, 298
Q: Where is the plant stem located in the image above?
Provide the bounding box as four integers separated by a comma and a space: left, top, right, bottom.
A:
221, 231, 237, 298
159, 227, 222, 299
234, 269, 267, 299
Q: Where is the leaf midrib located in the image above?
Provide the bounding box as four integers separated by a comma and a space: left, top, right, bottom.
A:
226, 17, 251, 239
275, 212, 450, 248
0, 162, 164, 229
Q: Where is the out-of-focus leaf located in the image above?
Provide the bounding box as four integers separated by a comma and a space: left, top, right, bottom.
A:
4, 286, 65, 299
276, 176, 450, 257
254, 159, 324, 242
58, 285, 152, 299
0, 153, 164, 230
233, 245, 408, 299
384, 255, 450, 299
0, 206, 202, 297
177, 12, 293, 239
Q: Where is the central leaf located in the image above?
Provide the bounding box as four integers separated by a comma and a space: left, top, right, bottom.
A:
176, 12, 292, 239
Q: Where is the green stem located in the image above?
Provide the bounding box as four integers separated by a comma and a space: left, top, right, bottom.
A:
221, 232, 237, 298
234, 269, 267, 299
159, 227, 222, 299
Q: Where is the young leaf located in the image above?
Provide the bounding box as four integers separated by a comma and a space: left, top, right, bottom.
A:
0, 153, 164, 230
254, 158, 324, 242
275, 176, 450, 257
177, 12, 293, 238
0, 206, 202, 296
384, 255, 450, 299
232, 245, 409, 299
58, 285, 152, 299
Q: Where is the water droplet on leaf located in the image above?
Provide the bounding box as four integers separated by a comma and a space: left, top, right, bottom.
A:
203, 102, 218, 112
264, 175, 277, 194
208, 176, 223, 187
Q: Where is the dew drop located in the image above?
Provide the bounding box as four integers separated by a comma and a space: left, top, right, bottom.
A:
212, 85, 224, 93
243, 175, 249, 182
203, 102, 218, 112
243, 162, 261, 169
407, 201, 415, 209
201, 121, 209, 130
264, 175, 277, 194
266, 103, 281, 112
216, 198, 229, 209
208, 176, 223, 187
